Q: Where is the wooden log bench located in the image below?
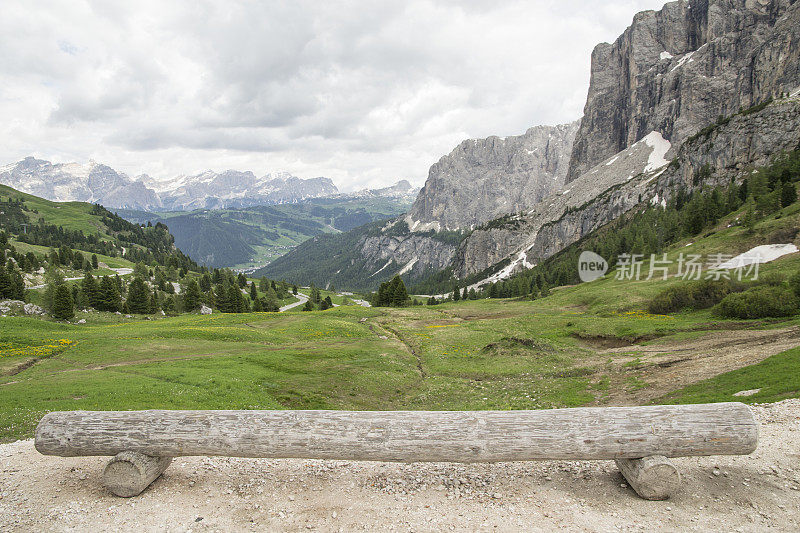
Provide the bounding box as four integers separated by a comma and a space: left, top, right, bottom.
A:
35, 402, 758, 500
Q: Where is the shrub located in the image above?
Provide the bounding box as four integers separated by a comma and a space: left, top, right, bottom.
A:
754, 272, 786, 287
715, 286, 798, 319
648, 279, 743, 314
789, 270, 800, 297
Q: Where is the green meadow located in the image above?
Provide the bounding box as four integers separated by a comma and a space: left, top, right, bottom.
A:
4, 268, 800, 442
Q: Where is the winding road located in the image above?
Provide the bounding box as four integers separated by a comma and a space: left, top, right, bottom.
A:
279, 292, 309, 312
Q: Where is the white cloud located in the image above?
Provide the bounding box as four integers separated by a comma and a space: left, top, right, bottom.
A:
0, 0, 667, 191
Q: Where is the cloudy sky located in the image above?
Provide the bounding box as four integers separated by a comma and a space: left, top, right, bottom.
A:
0, 0, 667, 191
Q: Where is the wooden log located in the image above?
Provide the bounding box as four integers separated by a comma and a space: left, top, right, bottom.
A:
103, 451, 172, 497
616, 455, 681, 500
35, 403, 758, 462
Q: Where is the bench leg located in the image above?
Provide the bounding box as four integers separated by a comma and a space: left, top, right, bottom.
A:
103, 451, 172, 497
615, 455, 681, 500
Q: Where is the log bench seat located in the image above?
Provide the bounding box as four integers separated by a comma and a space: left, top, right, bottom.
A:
35, 402, 758, 500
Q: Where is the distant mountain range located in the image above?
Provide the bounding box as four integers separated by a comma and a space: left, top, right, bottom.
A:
0, 157, 418, 211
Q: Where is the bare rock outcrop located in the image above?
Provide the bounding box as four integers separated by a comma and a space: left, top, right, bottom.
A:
566, 0, 800, 182
407, 122, 579, 231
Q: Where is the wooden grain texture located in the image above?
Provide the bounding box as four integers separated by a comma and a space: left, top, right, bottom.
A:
102, 451, 172, 498
616, 455, 681, 500
35, 403, 758, 461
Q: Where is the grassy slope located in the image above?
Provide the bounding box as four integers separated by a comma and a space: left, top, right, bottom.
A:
2, 200, 800, 441
0, 183, 115, 240
661, 347, 800, 404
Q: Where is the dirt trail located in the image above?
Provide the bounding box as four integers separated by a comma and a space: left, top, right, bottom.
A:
585, 326, 800, 405
1, 401, 798, 531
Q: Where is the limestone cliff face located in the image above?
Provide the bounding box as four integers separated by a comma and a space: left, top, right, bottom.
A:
566, 0, 800, 183
406, 121, 579, 231
358, 233, 456, 279
454, 97, 800, 282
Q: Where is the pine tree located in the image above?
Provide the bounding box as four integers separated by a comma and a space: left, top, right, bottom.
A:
249, 282, 258, 301
72, 252, 84, 271
742, 200, 757, 233
452, 287, 460, 301
134, 262, 150, 280
82, 272, 100, 309
200, 273, 212, 292
162, 294, 176, 313
148, 290, 160, 313
264, 286, 279, 311
0, 267, 11, 299
488, 283, 498, 298
310, 285, 321, 304
389, 276, 409, 307
8, 268, 24, 301
781, 182, 797, 208
540, 283, 550, 297
226, 283, 246, 313
51, 284, 75, 320
302, 300, 314, 311
72, 284, 87, 310
292, 284, 298, 295
125, 277, 150, 314
214, 283, 230, 312
461, 287, 468, 300
184, 280, 201, 310
97, 276, 121, 312
91, 254, 99, 270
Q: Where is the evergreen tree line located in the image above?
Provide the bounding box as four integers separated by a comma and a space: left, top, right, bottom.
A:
301, 284, 334, 311
371, 276, 410, 307
42, 262, 297, 319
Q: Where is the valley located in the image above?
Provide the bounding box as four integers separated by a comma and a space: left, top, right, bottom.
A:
116, 195, 413, 270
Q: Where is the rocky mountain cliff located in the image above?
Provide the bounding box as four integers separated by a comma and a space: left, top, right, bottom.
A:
406, 122, 579, 231
566, 0, 800, 182
453, 96, 800, 280
459, 94, 800, 286
0, 157, 162, 210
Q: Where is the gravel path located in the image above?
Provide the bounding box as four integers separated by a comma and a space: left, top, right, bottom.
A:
1, 400, 798, 532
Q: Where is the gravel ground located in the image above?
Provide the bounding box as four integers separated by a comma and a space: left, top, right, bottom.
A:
1, 400, 799, 532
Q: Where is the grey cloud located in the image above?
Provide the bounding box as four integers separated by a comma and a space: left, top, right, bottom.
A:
0, 0, 669, 189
